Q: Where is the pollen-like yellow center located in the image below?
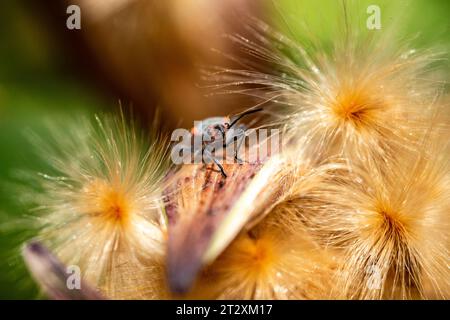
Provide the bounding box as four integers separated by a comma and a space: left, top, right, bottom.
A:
100, 188, 130, 224
371, 202, 408, 240
84, 179, 132, 227
224, 233, 277, 279
331, 87, 380, 129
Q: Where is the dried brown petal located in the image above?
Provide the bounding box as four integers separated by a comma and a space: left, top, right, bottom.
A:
165, 154, 290, 293
23, 241, 105, 300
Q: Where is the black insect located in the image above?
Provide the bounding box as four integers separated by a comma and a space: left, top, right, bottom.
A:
190, 108, 263, 177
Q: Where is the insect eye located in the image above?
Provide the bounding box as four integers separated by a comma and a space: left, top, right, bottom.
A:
224, 123, 230, 129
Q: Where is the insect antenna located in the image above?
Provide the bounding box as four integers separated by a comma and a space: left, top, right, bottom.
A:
228, 108, 263, 129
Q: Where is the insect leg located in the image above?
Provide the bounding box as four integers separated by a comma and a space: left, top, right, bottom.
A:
234, 132, 246, 164
226, 125, 246, 164
212, 158, 227, 178
203, 148, 227, 178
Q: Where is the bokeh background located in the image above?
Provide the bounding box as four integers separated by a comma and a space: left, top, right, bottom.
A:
0, 0, 448, 299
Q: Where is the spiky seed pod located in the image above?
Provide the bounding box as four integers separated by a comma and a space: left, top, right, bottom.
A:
165, 157, 286, 293
296, 129, 450, 299
25, 113, 169, 299
165, 136, 345, 295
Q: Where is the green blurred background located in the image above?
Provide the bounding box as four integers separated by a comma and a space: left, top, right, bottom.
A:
0, 0, 448, 299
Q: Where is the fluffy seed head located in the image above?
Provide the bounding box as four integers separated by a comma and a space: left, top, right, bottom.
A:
191, 208, 338, 299
210, 17, 445, 167
26, 113, 169, 299
298, 129, 449, 299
